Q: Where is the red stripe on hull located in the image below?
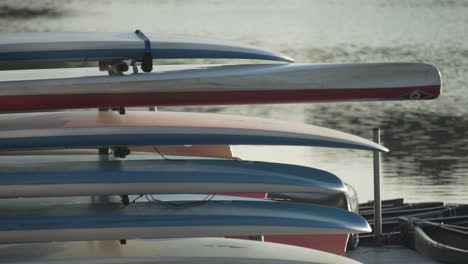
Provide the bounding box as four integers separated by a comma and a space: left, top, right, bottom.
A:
0, 85, 441, 111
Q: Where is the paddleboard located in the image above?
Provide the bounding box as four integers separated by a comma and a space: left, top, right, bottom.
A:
0, 110, 388, 152
0, 158, 346, 198
0, 196, 371, 243
0, 238, 362, 264
0, 32, 294, 70
0, 62, 441, 111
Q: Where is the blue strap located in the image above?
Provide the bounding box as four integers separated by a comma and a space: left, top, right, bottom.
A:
135, 29, 151, 53
135, 29, 153, 72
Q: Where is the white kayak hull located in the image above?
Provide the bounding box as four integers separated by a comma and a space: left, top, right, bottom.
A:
0, 32, 294, 70
0, 110, 388, 152
0, 238, 361, 264
0, 63, 441, 111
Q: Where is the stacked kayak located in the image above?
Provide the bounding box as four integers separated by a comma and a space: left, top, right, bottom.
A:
0, 31, 442, 263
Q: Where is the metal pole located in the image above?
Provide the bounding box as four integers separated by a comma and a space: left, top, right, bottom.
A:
373, 128, 382, 241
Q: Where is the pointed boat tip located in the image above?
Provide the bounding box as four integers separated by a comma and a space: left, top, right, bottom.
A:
262, 53, 294, 63
336, 184, 349, 193
280, 56, 295, 63
348, 211, 372, 233
321, 181, 348, 194
261, 48, 294, 63
366, 141, 389, 153
414, 62, 443, 99
350, 221, 372, 234
361, 222, 373, 233
359, 144, 389, 153
379, 145, 390, 153
347, 143, 389, 153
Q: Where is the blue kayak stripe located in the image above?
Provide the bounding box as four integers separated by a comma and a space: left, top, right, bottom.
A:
0, 49, 292, 62
0, 160, 342, 190
0, 134, 379, 151
1, 171, 308, 186
1, 215, 343, 231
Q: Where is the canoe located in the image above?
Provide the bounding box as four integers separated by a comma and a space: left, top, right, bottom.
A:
404, 205, 468, 219
358, 199, 448, 234
359, 198, 405, 211
400, 218, 468, 264
362, 203, 446, 221
359, 203, 468, 242
360, 202, 445, 217
375, 205, 468, 231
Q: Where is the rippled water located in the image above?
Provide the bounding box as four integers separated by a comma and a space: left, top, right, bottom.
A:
1, 0, 467, 203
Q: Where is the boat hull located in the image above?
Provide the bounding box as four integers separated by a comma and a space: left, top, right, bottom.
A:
0, 32, 294, 69
400, 217, 468, 264
0, 158, 346, 197
0, 196, 371, 244
0, 110, 388, 152
226, 191, 355, 255
0, 63, 441, 111
0, 238, 361, 264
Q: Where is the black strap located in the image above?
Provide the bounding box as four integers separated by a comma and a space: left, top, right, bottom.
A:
135, 29, 153, 72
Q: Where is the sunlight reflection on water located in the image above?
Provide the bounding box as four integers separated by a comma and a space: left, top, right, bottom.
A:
1, 0, 467, 203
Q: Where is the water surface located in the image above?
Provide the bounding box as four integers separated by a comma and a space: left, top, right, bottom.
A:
1, 0, 467, 203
